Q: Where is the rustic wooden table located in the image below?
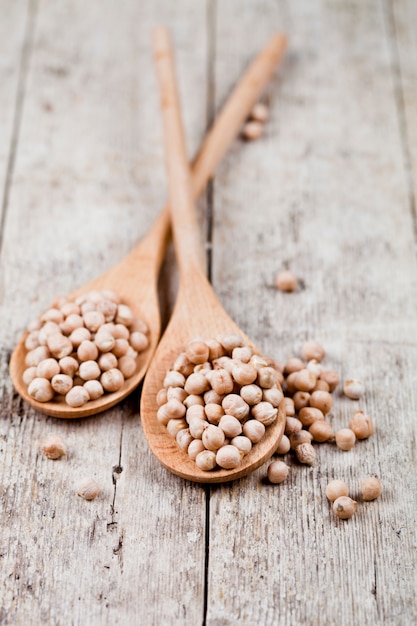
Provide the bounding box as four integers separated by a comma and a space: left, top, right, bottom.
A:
1, 1, 416, 624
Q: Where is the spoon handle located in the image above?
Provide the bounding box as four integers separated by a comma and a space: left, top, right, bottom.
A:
153, 27, 287, 280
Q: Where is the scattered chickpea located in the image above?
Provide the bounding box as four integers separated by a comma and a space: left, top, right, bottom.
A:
319, 370, 339, 392
77, 477, 101, 501
298, 407, 324, 427
293, 368, 317, 392
41, 434, 67, 459
289, 430, 313, 450
284, 397, 295, 417
275, 270, 298, 293
284, 417, 303, 436
302, 341, 326, 363
249, 102, 269, 123
242, 120, 263, 141
361, 477, 382, 501
275, 434, 290, 455
343, 378, 365, 400
326, 480, 349, 501
267, 461, 289, 484
295, 442, 316, 466
335, 428, 356, 451
309, 390, 333, 414
332, 496, 357, 519
309, 421, 334, 442
349, 410, 374, 439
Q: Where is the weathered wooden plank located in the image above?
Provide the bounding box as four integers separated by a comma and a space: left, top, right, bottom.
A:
0, 1, 209, 624
207, 1, 417, 625
0, 0, 31, 226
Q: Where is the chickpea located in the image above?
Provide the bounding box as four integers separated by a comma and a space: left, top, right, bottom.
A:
343, 379, 365, 400
51, 374, 73, 395
83, 310, 105, 332
219, 334, 244, 353
202, 425, 225, 451
116, 304, 134, 326
189, 417, 208, 439
262, 386, 283, 407
275, 434, 290, 455
240, 384, 263, 405
176, 429, 193, 452
112, 324, 130, 340
96, 299, 118, 322
100, 368, 124, 392
157, 388, 168, 406
333, 496, 357, 519
293, 369, 316, 392
284, 357, 305, 375
95, 332, 116, 353
69, 327, 91, 348
118, 355, 137, 379
299, 407, 324, 427
129, 318, 148, 333
216, 445, 243, 469
242, 120, 264, 141
309, 421, 334, 442
36, 358, 60, 380
349, 411, 374, 439
195, 450, 217, 471
293, 391, 310, 411
129, 331, 149, 353
222, 394, 250, 421
79, 361, 101, 381
23, 366, 37, 386
166, 418, 188, 438
83, 380, 104, 400
60, 313, 84, 335
219, 415, 242, 438
335, 428, 356, 451
203, 390, 224, 405
309, 390, 333, 414
319, 369, 339, 392
267, 461, 289, 484
205, 338, 225, 361
284, 397, 295, 417
167, 387, 188, 403
249, 102, 269, 123
163, 371, 185, 389
208, 369, 234, 395
301, 341, 325, 362
98, 353, 118, 372
231, 436, 252, 455
78, 340, 99, 362
232, 346, 252, 363
232, 362, 257, 386
361, 477, 382, 501
295, 442, 316, 466
25, 331, 40, 351
187, 439, 205, 460
275, 270, 298, 292
59, 356, 79, 377
186, 404, 206, 423
284, 417, 303, 436
204, 403, 224, 425
251, 401, 277, 426
65, 386, 90, 407
112, 338, 129, 358
25, 346, 50, 367
184, 372, 209, 395
186, 340, 209, 365
326, 480, 349, 501
28, 378, 54, 402
173, 353, 194, 377
38, 321, 61, 345
289, 430, 313, 450
242, 420, 265, 443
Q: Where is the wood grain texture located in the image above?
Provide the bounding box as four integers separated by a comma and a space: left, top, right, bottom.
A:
0, 0, 417, 624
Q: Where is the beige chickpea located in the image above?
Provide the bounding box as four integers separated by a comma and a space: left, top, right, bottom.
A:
335, 428, 356, 451
183, 394, 205, 408
203, 389, 224, 405
186, 340, 209, 365
25, 346, 50, 367
250, 102, 269, 123
252, 401, 277, 426
166, 418, 188, 438
249, 355, 269, 370
77, 477, 101, 501
101, 368, 124, 392
38, 321, 61, 345
115, 304, 134, 326
343, 378, 365, 400
65, 386, 90, 407
219, 415, 242, 438
83, 380, 104, 400
242, 120, 263, 141
59, 356, 79, 377
275, 270, 298, 292
293, 391, 311, 411
285, 372, 298, 396
222, 394, 250, 421
333, 496, 357, 519
112, 324, 130, 340
231, 436, 252, 455
96, 299, 118, 322
80, 301, 96, 315
208, 369, 234, 395
302, 341, 326, 362
313, 379, 330, 392
173, 353, 194, 377
129, 331, 149, 353
69, 327, 91, 348
83, 310, 105, 332
28, 378, 54, 402
195, 449, 217, 471
94, 332, 116, 353
284, 357, 305, 375
167, 387, 188, 403
232, 346, 252, 363
162, 398, 186, 421
118, 355, 136, 379
186, 404, 206, 423
187, 439, 205, 460
194, 362, 212, 375
79, 361, 101, 381
176, 428, 193, 452
51, 374, 73, 395
284, 417, 303, 436
232, 362, 257, 386
275, 434, 290, 455
257, 367, 278, 389
319, 369, 339, 392
349, 411, 374, 439
306, 359, 323, 378
299, 407, 324, 427
184, 372, 209, 395
205, 403, 224, 425
129, 318, 148, 334
25, 331, 40, 351
36, 358, 60, 380
242, 420, 265, 443
293, 368, 317, 392
205, 338, 225, 361
77, 340, 99, 362
41, 433, 67, 459
112, 338, 129, 358
189, 417, 208, 439
202, 425, 225, 451
23, 366, 37, 386
219, 334, 244, 353
326, 480, 349, 501
295, 442, 316, 466
212, 356, 234, 373
289, 430, 313, 450
267, 461, 290, 484
60, 313, 84, 335
240, 384, 263, 406
46, 333, 73, 359
163, 371, 185, 389
26, 318, 42, 332
60, 302, 80, 317
361, 477, 382, 501
216, 445, 243, 469
157, 388, 168, 406
98, 353, 118, 372
309, 420, 334, 442
284, 397, 295, 417
309, 390, 333, 414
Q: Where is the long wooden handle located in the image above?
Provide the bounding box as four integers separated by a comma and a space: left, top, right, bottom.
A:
153, 27, 287, 276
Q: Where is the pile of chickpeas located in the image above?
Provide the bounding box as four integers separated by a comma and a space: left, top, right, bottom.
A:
22, 289, 149, 407
157, 334, 283, 471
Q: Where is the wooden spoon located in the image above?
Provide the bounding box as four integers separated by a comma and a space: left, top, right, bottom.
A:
9, 31, 287, 419
140, 28, 286, 483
